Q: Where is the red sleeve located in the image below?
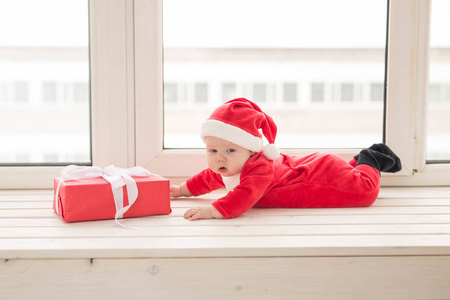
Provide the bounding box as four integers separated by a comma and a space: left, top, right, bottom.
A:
186, 168, 225, 196
212, 154, 275, 219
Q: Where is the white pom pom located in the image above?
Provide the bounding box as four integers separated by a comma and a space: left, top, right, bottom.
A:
262, 144, 280, 160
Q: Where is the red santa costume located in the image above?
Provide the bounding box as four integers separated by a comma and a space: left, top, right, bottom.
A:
186, 98, 401, 219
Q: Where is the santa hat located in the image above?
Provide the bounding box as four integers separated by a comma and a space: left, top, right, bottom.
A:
201, 98, 280, 160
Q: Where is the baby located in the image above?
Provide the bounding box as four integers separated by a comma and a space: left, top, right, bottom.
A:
170, 98, 401, 221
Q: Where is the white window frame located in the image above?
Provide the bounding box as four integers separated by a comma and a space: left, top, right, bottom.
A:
137, 0, 450, 186
1, 0, 449, 189
0, 0, 135, 188
381, 0, 449, 186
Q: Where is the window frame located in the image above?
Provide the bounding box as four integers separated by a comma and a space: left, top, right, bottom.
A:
0, 0, 135, 188
137, 0, 450, 186
1, 0, 449, 189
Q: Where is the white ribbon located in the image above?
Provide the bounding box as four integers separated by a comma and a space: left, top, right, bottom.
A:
54, 165, 152, 228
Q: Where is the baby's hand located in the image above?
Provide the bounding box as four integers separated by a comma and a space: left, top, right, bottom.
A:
184, 206, 223, 221
170, 183, 192, 198
170, 185, 182, 197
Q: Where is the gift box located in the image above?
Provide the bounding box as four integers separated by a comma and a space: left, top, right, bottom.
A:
53, 166, 171, 223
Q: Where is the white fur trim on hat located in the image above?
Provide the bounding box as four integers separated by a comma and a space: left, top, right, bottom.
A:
201, 119, 263, 153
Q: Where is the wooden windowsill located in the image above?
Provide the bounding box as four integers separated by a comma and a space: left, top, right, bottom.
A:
1, 187, 450, 299
1, 187, 450, 259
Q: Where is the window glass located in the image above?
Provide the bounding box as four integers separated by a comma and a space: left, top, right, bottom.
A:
341, 83, 354, 102
253, 83, 268, 103
74, 82, 89, 103
163, 0, 387, 149
311, 83, 325, 103
222, 83, 237, 102
370, 83, 383, 102
194, 83, 208, 103
164, 83, 178, 104
0, 83, 6, 103
0, 0, 91, 164
43, 82, 57, 103
14, 82, 29, 103
283, 83, 297, 103
427, 0, 450, 161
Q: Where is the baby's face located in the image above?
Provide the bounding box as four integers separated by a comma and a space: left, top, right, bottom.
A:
204, 136, 255, 177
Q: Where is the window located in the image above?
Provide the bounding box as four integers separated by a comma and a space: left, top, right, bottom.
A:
3, 0, 448, 188
0, 0, 90, 165
427, 0, 450, 161
311, 83, 325, 103
1, 1, 150, 188
341, 83, 354, 102
133, 0, 449, 185
43, 153, 58, 162
162, 0, 387, 150
283, 83, 297, 103
14, 82, 29, 103
0, 83, 6, 104
74, 82, 89, 103
15, 154, 30, 163
253, 83, 267, 103
42, 82, 57, 103
164, 83, 178, 103
370, 83, 383, 102
222, 83, 237, 102
194, 83, 208, 103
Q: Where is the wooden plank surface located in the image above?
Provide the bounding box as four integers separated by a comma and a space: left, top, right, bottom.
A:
3, 206, 450, 219
1, 187, 450, 299
0, 187, 450, 259
2, 235, 450, 259
3, 224, 450, 238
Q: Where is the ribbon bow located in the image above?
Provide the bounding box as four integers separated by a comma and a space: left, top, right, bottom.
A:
54, 165, 152, 228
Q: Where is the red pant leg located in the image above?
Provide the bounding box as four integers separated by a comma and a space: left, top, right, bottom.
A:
291, 154, 380, 208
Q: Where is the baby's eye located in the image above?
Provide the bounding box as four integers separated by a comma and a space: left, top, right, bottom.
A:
209, 149, 217, 153
227, 149, 235, 153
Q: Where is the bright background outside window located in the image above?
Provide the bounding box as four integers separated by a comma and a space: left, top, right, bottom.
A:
427, 0, 450, 161
0, 0, 90, 164
163, 0, 387, 149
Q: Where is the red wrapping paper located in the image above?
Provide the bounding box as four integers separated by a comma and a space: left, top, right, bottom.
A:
53, 175, 171, 222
